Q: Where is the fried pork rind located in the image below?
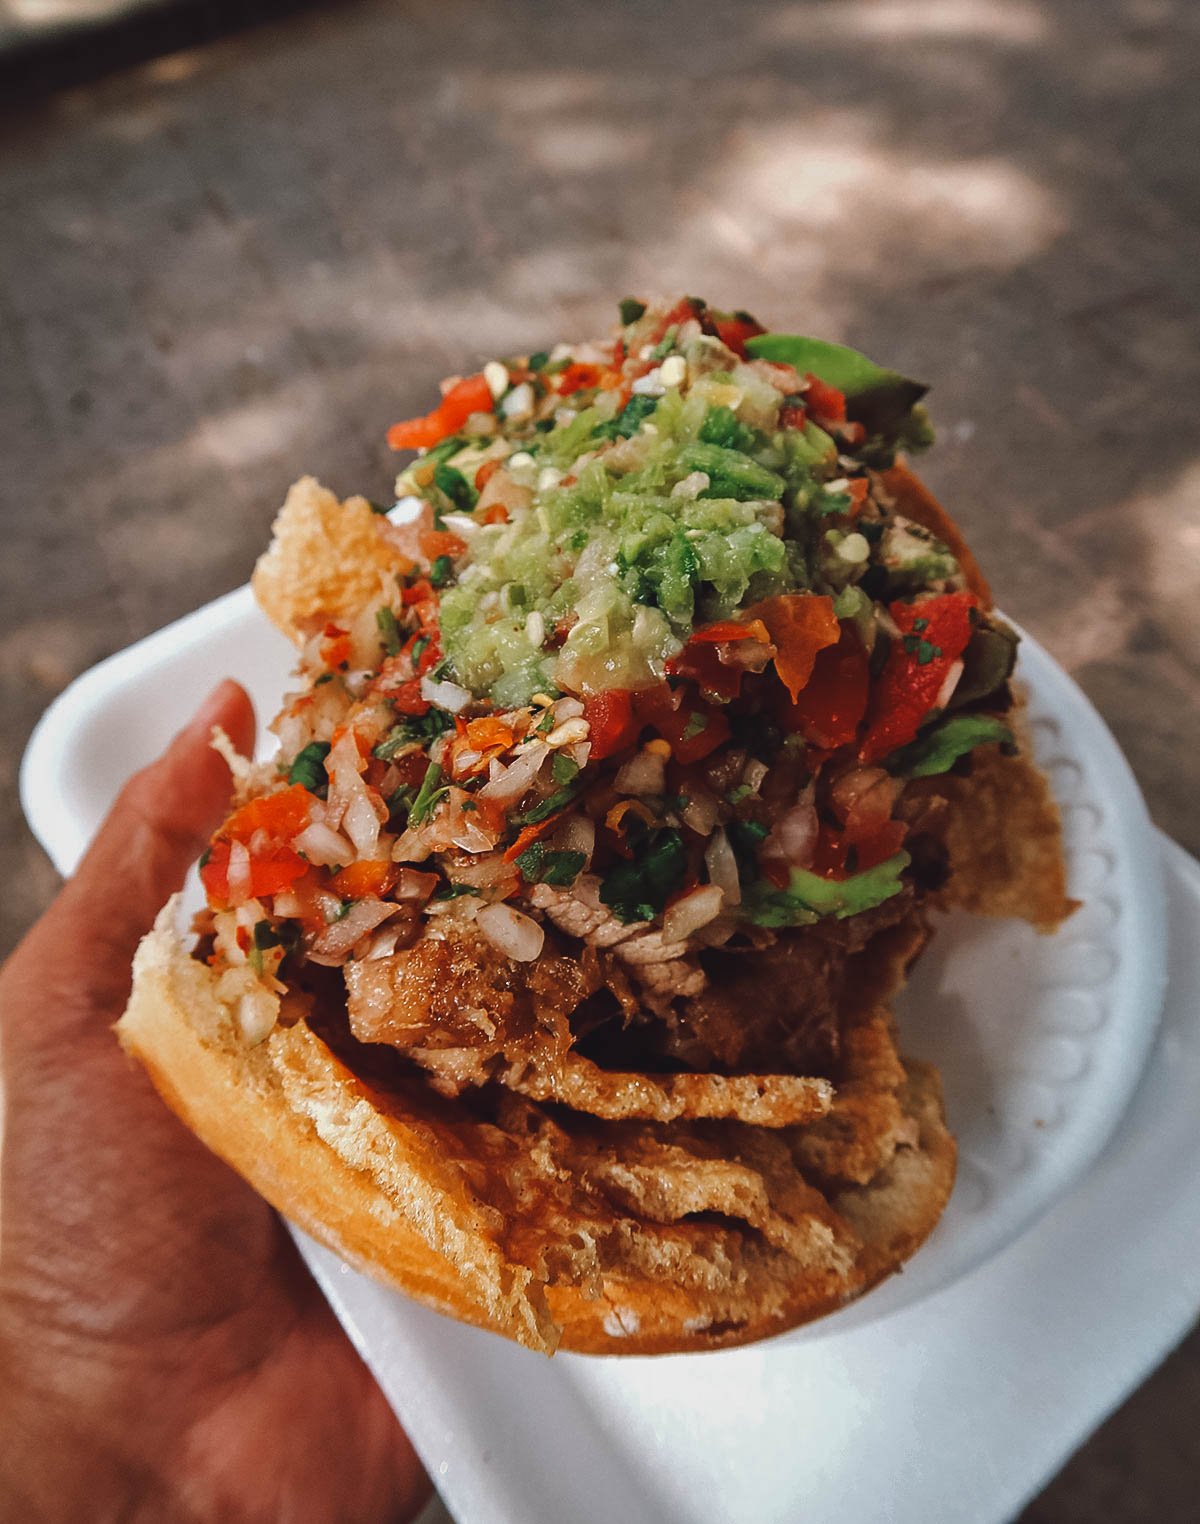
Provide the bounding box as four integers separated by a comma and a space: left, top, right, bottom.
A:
252, 476, 408, 642
917, 725, 1078, 932
118, 904, 955, 1355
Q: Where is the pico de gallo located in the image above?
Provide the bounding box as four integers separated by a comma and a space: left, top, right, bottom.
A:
200, 297, 1019, 1027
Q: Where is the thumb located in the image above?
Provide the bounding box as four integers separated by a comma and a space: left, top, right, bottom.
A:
3, 681, 256, 1036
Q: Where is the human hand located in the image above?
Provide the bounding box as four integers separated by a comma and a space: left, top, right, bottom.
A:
0, 682, 429, 1523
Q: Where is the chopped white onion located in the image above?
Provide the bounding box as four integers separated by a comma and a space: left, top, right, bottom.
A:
394, 867, 440, 901
479, 744, 547, 803
293, 821, 355, 868
935, 658, 965, 711
769, 801, 819, 868
556, 814, 596, 865
704, 828, 742, 906
476, 902, 545, 962
343, 790, 384, 857
237, 986, 280, 1045
420, 676, 472, 713
310, 898, 397, 961
613, 749, 666, 797
680, 789, 720, 835
663, 885, 725, 944
501, 382, 535, 419
227, 839, 252, 901
551, 696, 585, 721
441, 511, 480, 537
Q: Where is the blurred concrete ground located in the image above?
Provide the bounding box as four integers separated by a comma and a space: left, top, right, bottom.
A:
0, 0, 1197, 1516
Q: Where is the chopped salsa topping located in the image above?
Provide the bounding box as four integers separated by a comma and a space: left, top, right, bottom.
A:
201, 297, 1019, 995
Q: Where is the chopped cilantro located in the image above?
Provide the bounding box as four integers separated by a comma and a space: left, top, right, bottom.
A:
912, 617, 929, 633
551, 752, 580, 785
287, 740, 332, 795
433, 461, 477, 512
376, 606, 402, 657
527, 349, 550, 371
408, 763, 448, 824
386, 785, 416, 826
618, 297, 647, 325
375, 709, 452, 758
516, 843, 587, 887
514, 778, 584, 825
429, 555, 453, 588
411, 633, 431, 668
536, 709, 556, 734
599, 828, 687, 924
682, 711, 708, 741
592, 394, 658, 441
433, 882, 479, 900
314, 672, 335, 687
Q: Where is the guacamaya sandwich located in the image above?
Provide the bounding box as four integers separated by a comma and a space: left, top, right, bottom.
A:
119, 297, 1074, 1354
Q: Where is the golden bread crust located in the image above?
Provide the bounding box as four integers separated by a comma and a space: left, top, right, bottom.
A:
118, 906, 955, 1356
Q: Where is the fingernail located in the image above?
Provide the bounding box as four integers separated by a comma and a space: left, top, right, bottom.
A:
186, 679, 240, 736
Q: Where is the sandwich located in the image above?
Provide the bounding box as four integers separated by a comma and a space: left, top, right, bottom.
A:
118, 296, 1074, 1354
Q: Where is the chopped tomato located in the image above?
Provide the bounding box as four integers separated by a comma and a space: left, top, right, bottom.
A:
711, 312, 766, 358
686, 618, 771, 645
779, 402, 807, 430
668, 618, 772, 701
583, 690, 641, 760
480, 503, 510, 525
320, 623, 352, 669
401, 578, 435, 607
200, 839, 309, 904
813, 818, 907, 879
388, 678, 430, 716
859, 592, 978, 763
387, 373, 493, 452
804, 373, 847, 424
555, 362, 613, 395
221, 784, 313, 845
464, 716, 516, 751
419, 528, 467, 562
745, 594, 841, 702
475, 458, 502, 492
778, 625, 869, 749
330, 859, 397, 900
637, 685, 730, 765
860, 592, 978, 762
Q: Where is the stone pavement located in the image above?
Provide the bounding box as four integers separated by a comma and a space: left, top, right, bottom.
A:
1, 0, 1197, 1516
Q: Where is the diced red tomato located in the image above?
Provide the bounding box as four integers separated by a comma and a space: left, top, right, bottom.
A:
222, 784, 313, 845
667, 618, 772, 701
330, 860, 398, 900
401, 578, 435, 607
320, 623, 352, 669
779, 403, 807, 430
480, 503, 510, 525
389, 751, 431, 789
475, 458, 502, 492
387, 372, 494, 452
804, 373, 847, 424
583, 690, 641, 760
745, 594, 841, 703
419, 528, 467, 562
200, 839, 309, 904
388, 678, 430, 716
778, 625, 870, 749
711, 312, 766, 358
859, 592, 978, 763
555, 362, 615, 396
636, 685, 730, 765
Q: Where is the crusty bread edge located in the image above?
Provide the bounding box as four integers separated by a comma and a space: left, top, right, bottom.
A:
117, 905, 955, 1357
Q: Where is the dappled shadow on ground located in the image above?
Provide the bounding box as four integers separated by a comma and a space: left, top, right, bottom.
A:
3, 0, 1197, 922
